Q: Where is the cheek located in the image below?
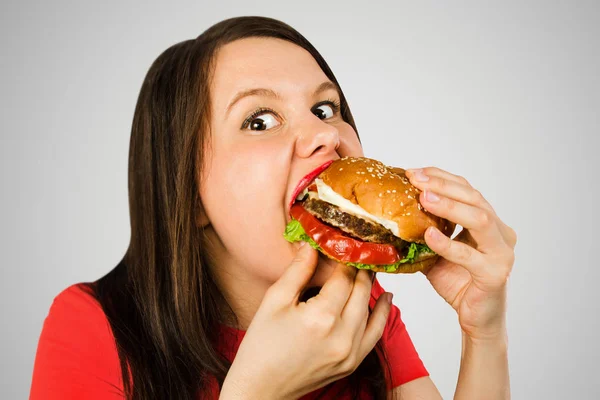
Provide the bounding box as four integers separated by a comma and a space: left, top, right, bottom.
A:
203, 138, 284, 214
200, 136, 293, 276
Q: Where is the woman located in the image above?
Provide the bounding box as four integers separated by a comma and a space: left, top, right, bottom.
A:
30, 16, 517, 399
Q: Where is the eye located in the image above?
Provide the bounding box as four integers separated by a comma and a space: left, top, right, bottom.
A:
312, 100, 340, 120
242, 109, 281, 132
313, 104, 334, 120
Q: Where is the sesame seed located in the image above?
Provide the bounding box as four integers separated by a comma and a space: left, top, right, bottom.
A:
339, 167, 343, 171
408, 195, 413, 199
406, 212, 411, 216
400, 202, 404, 206
392, 190, 396, 193
365, 179, 369, 182
378, 193, 382, 197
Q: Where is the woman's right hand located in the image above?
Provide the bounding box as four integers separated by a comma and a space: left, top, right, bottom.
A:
219, 242, 394, 400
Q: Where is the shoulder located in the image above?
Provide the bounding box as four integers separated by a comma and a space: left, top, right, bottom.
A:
41, 283, 114, 345
30, 283, 123, 399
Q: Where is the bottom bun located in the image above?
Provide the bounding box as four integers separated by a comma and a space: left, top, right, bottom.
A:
369, 255, 439, 274
315, 245, 439, 274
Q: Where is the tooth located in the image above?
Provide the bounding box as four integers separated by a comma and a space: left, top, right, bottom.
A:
296, 188, 308, 201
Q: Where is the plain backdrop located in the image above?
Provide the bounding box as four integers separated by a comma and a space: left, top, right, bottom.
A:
1, 1, 599, 399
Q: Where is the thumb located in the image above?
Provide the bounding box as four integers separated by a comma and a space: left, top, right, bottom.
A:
269, 242, 319, 304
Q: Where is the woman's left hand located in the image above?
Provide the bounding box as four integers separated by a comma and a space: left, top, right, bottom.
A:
405, 167, 517, 342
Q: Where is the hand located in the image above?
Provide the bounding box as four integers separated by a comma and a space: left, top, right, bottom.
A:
405, 167, 517, 341
220, 244, 393, 400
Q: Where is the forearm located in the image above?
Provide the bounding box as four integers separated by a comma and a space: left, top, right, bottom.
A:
453, 331, 510, 400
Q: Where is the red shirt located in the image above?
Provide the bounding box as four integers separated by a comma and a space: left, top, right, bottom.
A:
30, 279, 427, 399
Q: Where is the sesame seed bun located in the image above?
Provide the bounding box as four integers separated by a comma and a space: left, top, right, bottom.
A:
319, 157, 455, 245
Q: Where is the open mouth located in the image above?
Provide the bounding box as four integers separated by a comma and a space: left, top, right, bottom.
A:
289, 160, 334, 213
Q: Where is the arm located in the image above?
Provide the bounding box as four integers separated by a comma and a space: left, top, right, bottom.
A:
454, 332, 509, 399
392, 331, 509, 400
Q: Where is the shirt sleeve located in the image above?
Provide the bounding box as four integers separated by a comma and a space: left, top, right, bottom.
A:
29, 283, 125, 399
369, 277, 429, 389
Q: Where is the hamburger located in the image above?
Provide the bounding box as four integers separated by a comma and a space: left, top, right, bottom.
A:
284, 157, 455, 273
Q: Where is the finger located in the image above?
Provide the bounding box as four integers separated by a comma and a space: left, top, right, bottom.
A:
341, 269, 373, 328
407, 166, 472, 186
316, 260, 359, 313
419, 190, 505, 254
424, 226, 488, 278
268, 243, 318, 305
405, 172, 495, 214
498, 221, 518, 249
357, 291, 392, 362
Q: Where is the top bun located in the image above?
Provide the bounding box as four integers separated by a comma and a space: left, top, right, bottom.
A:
318, 157, 455, 243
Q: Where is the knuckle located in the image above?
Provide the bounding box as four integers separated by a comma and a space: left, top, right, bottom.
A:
329, 339, 353, 363
340, 353, 358, 375
455, 243, 473, 263
445, 198, 456, 212
503, 247, 516, 267
508, 227, 518, 247
476, 209, 493, 228
304, 309, 337, 335
435, 176, 447, 191
472, 189, 486, 205
457, 174, 470, 186
492, 269, 511, 287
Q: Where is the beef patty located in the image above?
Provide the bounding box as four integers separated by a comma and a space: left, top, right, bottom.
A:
302, 197, 407, 249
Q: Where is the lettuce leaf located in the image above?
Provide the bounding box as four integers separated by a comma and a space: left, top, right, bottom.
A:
283, 219, 435, 273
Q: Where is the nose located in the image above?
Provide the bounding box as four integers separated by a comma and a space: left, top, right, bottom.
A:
294, 117, 340, 159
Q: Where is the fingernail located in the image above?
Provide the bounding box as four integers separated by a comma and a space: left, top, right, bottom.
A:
410, 169, 429, 182
386, 292, 393, 304
428, 227, 440, 240
425, 190, 440, 202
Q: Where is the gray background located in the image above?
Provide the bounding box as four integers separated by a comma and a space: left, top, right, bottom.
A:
1, 1, 599, 399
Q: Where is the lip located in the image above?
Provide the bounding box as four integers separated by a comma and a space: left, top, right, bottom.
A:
288, 160, 334, 213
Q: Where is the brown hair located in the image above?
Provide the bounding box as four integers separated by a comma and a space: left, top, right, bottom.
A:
90, 16, 394, 399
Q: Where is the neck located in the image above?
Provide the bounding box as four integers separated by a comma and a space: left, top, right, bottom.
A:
215, 269, 270, 330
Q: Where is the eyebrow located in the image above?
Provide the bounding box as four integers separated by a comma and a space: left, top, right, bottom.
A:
224, 81, 340, 117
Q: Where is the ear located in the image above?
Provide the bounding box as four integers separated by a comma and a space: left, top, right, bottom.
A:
195, 198, 210, 228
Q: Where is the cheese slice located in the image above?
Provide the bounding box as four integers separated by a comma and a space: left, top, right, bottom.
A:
314, 179, 400, 237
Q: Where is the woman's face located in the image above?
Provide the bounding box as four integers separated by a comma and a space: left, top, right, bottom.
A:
200, 37, 363, 288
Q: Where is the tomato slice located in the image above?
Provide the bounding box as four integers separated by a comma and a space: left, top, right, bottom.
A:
290, 204, 400, 265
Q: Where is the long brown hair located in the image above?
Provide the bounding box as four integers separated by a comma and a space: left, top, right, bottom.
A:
90, 16, 394, 399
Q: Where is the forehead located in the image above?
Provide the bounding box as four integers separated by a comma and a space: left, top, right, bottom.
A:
210, 37, 330, 101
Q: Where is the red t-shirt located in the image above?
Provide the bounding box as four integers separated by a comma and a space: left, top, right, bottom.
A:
30, 279, 427, 399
